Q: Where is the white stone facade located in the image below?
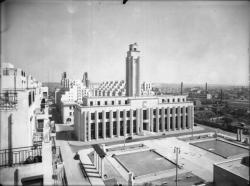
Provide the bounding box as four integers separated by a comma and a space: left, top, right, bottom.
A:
74, 95, 194, 142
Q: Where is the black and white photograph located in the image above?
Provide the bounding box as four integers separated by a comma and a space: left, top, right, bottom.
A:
0, 0, 249, 185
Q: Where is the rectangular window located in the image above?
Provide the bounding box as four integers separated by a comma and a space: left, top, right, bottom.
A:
112, 101, 115, 105
178, 98, 180, 102
90, 101, 93, 106
33, 91, 35, 102
69, 112, 72, 116
125, 100, 128, 104
106, 112, 110, 119
133, 110, 136, 117
167, 99, 170, 103
28, 92, 32, 106
99, 112, 102, 119
113, 112, 117, 118
3, 69, 9, 76
127, 111, 130, 117
91, 113, 95, 120
105, 101, 108, 105
118, 100, 121, 105
97, 101, 100, 106
120, 111, 123, 118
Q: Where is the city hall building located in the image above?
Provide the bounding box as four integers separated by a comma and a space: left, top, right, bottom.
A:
74, 43, 194, 142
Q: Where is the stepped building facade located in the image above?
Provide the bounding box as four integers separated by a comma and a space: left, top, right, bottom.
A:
74, 43, 194, 142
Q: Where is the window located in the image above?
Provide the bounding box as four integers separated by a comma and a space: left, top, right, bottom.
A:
125, 100, 128, 105
3, 69, 9, 76
106, 112, 110, 118
153, 109, 156, 115
112, 101, 115, 105
99, 112, 102, 119
90, 101, 93, 106
28, 92, 32, 106
173, 99, 175, 102
178, 98, 180, 102
118, 100, 121, 105
113, 112, 117, 118
91, 113, 95, 120
133, 110, 136, 117
105, 101, 108, 105
183, 98, 185, 102
127, 111, 130, 117
167, 99, 170, 103
32, 91, 35, 102
97, 101, 100, 106
120, 111, 123, 118
69, 112, 72, 116
70, 106, 72, 109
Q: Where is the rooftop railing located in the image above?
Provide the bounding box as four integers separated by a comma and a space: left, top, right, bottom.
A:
52, 146, 68, 186
0, 91, 18, 110
0, 145, 42, 167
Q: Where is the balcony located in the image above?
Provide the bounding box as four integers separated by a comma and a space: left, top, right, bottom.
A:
0, 91, 18, 110
0, 145, 42, 167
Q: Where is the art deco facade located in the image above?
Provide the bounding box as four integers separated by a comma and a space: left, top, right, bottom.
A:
74, 95, 194, 142
74, 43, 194, 142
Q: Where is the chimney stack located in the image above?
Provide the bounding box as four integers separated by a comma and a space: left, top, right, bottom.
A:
181, 82, 183, 95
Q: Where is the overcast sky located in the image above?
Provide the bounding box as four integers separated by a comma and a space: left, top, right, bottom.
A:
1, 0, 249, 85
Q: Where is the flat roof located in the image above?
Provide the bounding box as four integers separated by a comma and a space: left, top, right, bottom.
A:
84, 95, 187, 100
215, 158, 249, 180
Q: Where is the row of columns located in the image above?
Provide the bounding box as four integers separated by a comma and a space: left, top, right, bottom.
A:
82, 106, 193, 142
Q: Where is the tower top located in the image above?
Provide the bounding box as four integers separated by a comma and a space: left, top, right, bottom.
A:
129, 43, 139, 52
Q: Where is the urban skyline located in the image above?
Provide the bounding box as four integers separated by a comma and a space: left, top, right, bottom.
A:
1, 0, 249, 85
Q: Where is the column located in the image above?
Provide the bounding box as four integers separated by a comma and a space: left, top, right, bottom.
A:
167, 108, 170, 131
140, 109, 143, 133
83, 112, 87, 142
161, 107, 165, 132
156, 108, 159, 132
93, 151, 96, 168
182, 106, 186, 129
101, 158, 104, 178
110, 110, 113, 138
95, 111, 98, 140
177, 106, 181, 130
102, 110, 106, 139
123, 110, 127, 136
191, 106, 194, 129
87, 112, 91, 141
150, 108, 153, 132
172, 107, 176, 130
147, 108, 150, 131
136, 109, 140, 134
187, 106, 192, 129
116, 110, 120, 137
130, 109, 133, 136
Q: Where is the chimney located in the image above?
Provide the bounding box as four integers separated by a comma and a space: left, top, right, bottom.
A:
205, 82, 208, 94
181, 82, 183, 95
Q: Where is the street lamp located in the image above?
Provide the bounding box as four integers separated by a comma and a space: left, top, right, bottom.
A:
174, 147, 180, 186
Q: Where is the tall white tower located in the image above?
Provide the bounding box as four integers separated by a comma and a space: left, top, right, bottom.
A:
126, 43, 140, 97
